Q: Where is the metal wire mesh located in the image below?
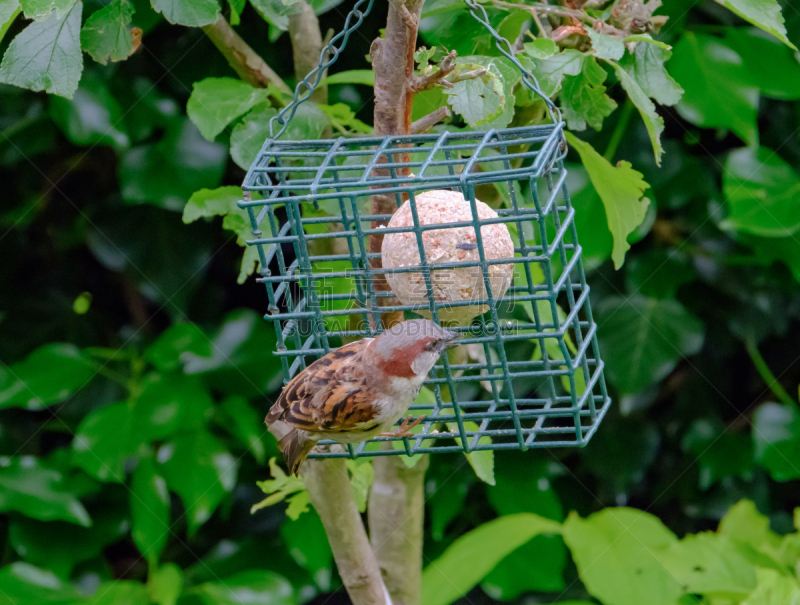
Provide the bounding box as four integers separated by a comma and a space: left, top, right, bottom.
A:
239, 123, 611, 458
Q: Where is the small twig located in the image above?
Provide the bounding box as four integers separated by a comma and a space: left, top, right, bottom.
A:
744, 336, 797, 408
202, 16, 292, 94
409, 50, 458, 92
410, 106, 451, 134
551, 24, 586, 42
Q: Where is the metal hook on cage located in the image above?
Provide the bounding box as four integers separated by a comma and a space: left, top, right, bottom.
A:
460, 0, 566, 136
268, 0, 376, 141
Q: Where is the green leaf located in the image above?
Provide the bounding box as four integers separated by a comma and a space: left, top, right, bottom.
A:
158, 429, 238, 536
230, 103, 326, 170
319, 69, 375, 86
249, 0, 290, 30
713, 0, 795, 49
611, 62, 664, 164
131, 457, 170, 566
345, 459, 374, 511
656, 532, 757, 597
217, 395, 268, 463
622, 34, 671, 50
90, 581, 150, 605
560, 56, 617, 131
483, 456, 566, 597
720, 146, 800, 237
521, 48, 583, 97
0, 562, 84, 604
682, 419, 754, 489
0, 343, 94, 410
725, 28, 800, 100
223, 212, 262, 283
9, 507, 129, 578
49, 71, 129, 149
147, 563, 183, 605
20, 0, 76, 21
181, 309, 283, 397
0, 456, 91, 526
119, 118, 227, 211
230, 104, 278, 169
448, 420, 494, 484
250, 458, 309, 521
562, 508, 681, 605
624, 249, 694, 298
445, 59, 507, 128
193, 570, 296, 605
0, 0, 20, 28
565, 133, 650, 269
719, 499, 781, 552
582, 414, 660, 494
183, 185, 242, 223
145, 323, 213, 372
596, 295, 705, 395
0, 1, 83, 98
421, 513, 561, 605
80, 0, 135, 65
72, 374, 213, 481
587, 29, 624, 60
227, 0, 244, 23
753, 402, 800, 481
523, 38, 558, 59
280, 509, 333, 589
150, 0, 218, 26
187, 77, 270, 141
72, 402, 141, 481
669, 33, 758, 145
742, 568, 800, 605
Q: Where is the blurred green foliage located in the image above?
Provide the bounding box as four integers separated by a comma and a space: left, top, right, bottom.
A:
2, 0, 800, 604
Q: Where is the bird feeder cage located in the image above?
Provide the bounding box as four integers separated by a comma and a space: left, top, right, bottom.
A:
239, 0, 611, 460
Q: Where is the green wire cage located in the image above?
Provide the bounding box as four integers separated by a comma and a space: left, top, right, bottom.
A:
239, 0, 611, 459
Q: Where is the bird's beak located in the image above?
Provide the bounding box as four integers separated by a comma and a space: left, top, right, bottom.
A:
442, 330, 462, 349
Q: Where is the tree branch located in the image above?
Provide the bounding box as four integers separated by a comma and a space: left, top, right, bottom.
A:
302, 458, 391, 605
410, 106, 451, 134
201, 16, 292, 94
409, 50, 457, 92
368, 454, 430, 605
288, 2, 328, 105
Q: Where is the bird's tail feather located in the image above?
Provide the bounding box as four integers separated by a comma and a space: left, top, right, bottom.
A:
269, 420, 314, 475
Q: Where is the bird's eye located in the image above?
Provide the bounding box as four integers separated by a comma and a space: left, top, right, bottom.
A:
425, 340, 438, 351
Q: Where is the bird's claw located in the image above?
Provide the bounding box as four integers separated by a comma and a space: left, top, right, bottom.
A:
381, 414, 427, 438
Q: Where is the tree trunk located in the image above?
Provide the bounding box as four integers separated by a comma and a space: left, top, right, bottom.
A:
367, 3, 430, 604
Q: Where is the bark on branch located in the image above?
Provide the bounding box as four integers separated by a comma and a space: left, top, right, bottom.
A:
288, 2, 328, 105
202, 16, 292, 94
303, 458, 391, 605
410, 106, 451, 134
368, 454, 430, 605
408, 50, 457, 92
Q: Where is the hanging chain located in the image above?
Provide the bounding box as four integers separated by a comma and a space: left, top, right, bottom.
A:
269, 0, 563, 141
269, 0, 376, 139
460, 0, 563, 126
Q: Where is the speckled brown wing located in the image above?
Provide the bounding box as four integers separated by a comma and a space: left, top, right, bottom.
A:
266, 339, 380, 435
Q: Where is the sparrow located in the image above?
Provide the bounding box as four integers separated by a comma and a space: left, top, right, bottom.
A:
266, 319, 459, 475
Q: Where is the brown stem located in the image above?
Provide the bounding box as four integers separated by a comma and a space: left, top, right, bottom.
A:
408, 50, 457, 92
410, 106, 451, 134
368, 454, 430, 605
201, 16, 292, 94
303, 459, 391, 605
366, 2, 430, 603
368, 0, 425, 329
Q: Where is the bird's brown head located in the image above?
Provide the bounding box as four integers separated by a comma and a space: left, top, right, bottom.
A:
370, 319, 459, 379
